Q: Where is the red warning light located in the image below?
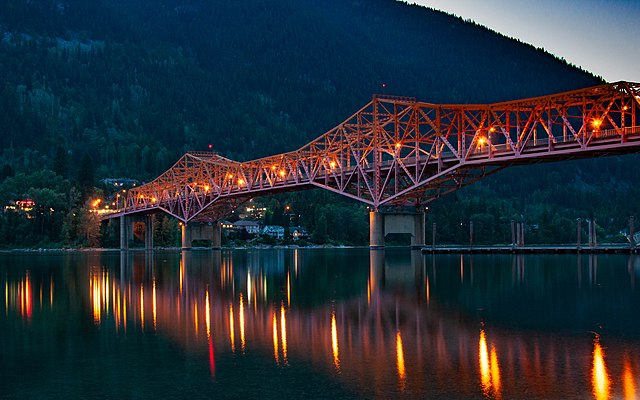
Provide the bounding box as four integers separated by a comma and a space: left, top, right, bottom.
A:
208, 144, 213, 149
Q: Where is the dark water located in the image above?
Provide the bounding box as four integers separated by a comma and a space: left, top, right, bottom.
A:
2, 249, 640, 399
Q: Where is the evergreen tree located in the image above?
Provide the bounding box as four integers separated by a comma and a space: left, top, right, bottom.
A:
0, 164, 14, 181
53, 146, 67, 178
312, 214, 328, 244
78, 153, 95, 198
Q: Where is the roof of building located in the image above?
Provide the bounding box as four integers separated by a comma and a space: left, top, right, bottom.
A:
234, 220, 260, 227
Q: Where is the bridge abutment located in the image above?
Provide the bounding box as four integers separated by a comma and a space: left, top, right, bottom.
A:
369, 211, 426, 249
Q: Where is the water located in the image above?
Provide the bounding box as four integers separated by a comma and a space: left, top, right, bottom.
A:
1, 249, 640, 399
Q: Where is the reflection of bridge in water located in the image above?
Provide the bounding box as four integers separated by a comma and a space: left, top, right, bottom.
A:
68, 251, 640, 399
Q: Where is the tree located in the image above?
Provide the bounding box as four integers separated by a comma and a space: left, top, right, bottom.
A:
0, 164, 14, 181
78, 152, 95, 199
312, 214, 328, 244
53, 146, 67, 177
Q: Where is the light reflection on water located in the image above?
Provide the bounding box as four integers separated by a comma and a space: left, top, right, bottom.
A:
2, 250, 640, 399
592, 335, 610, 400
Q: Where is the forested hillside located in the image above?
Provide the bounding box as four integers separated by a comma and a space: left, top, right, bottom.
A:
0, 0, 635, 247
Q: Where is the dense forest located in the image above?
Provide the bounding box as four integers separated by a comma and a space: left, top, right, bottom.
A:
0, 0, 636, 247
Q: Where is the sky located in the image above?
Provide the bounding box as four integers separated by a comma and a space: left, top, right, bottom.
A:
407, 0, 640, 83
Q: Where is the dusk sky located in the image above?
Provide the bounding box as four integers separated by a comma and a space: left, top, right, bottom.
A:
407, 0, 640, 83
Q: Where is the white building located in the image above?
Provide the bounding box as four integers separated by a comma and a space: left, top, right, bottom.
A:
290, 226, 309, 240
233, 220, 261, 234
262, 225, 285, 239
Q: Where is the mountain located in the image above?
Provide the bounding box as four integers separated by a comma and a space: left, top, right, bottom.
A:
0, 0, 634, 247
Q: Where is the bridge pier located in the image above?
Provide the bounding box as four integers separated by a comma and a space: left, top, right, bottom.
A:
370, 212, 385, 249
120, 215, 131, 251
120, 214, 154, 251
369, 211, 425, 249
211, 222, 222, 250
181, 223, 192, 250
181, 222, 222, 249
145, 215, 154, 251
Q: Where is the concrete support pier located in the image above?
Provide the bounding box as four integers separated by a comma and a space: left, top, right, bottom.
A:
370, 212, 385, 249
211, 222, 222, 250
181, 223, 192, 250
145, 215, 154, 251
369, 211, 426, 249
120, 215, 131, 251
181, 221, 221, 249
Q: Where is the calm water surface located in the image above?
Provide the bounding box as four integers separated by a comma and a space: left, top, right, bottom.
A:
2, 249, 640, 399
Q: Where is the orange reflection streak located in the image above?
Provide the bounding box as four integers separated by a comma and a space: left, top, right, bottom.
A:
281, 304, 288, 364
179, 261, 184, 295
91, 276, 101, 324
490, 347, 502, 398
247, 272, 252, 304
194, 302, 199, 337
272, 312, 279, 364
49, 277, 53, 308
396, 330, 406, 389
263, 277, 267, 302
205, 289, 211, 339
367, 279, 371, 305
105, 272, 109, 313
123, 293, 127, 333
111, 281, 116, 317
140, 285, 144, 331
23, 272, 32, 320
331, 311, 340, 370
623, 356, 636, 400
479, 330, 491, 394
115, 289, 121, 332
425, 276, 430, 304
229, 304, 235, 352
240, 294, 245, 351
152, 278, 157, 330
592, 336, 610, 400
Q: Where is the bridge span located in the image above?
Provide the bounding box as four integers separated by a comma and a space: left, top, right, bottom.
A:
103, 82, 640, 249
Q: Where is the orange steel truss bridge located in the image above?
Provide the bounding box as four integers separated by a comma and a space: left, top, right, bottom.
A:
105, 81, 640, 224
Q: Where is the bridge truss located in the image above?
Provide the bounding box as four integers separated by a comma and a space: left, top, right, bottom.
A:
108, 81, 640, 223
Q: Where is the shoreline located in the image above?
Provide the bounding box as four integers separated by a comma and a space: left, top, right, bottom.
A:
0, 244, 371, 253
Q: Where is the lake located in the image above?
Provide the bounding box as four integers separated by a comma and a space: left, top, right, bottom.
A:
1, 249, 639, 399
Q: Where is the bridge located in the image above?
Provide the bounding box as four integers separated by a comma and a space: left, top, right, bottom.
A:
103, 81, 640, 249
